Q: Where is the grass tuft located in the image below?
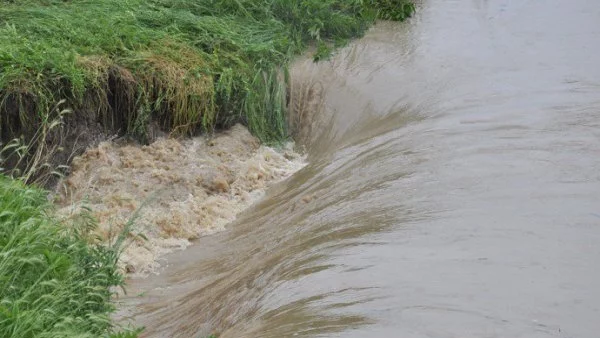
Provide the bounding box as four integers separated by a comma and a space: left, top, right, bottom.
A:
0, 175, 137, 337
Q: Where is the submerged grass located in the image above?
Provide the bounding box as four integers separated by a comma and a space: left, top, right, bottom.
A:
0, 175, 139, 337
0, 0, 415, 152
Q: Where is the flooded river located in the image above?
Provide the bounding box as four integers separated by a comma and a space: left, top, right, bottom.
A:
121, 0, 600, 336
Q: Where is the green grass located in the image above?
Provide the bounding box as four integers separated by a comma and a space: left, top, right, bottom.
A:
0, 175, 139, 337
0, 0, 414, 148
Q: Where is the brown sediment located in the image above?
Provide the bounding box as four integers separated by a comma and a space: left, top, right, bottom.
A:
54, 124, 305, 275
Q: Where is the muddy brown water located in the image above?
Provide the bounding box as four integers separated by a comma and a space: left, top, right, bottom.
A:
119, 1, 600, 337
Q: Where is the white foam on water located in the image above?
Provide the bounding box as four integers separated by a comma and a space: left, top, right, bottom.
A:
54, 124, 305, 275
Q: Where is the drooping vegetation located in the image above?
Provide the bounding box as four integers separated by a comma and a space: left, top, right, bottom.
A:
0, 0, 414, 182
0, 175, 139, 337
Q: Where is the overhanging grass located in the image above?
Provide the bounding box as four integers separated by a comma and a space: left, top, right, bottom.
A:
0, 175, 138, 337
0, 0, 414, 147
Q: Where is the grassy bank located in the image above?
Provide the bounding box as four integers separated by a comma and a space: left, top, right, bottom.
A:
0, 175, 139, 337
0, 0, 414, 182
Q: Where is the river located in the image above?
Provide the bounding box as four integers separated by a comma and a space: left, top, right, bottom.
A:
120, 1, 600, 336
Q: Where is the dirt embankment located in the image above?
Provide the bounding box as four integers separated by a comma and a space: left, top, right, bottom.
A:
54, 124, 305, 275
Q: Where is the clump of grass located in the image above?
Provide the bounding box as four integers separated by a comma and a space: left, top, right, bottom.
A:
0, 100, 71, 186
0, 0, 414, 151
368, 0, 416, 21
0, 175, 139, 337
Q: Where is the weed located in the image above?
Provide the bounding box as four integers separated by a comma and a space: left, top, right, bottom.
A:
0, 175, 139, 337
0, 100, 70, 186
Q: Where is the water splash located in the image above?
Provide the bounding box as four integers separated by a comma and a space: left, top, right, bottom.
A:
54, 124, 305, 275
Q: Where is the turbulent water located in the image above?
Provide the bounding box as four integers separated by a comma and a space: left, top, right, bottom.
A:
120, 1, 600, 337
56, 125, 304, 275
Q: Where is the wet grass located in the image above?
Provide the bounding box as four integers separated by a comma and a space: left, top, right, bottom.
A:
0, 0, 415, 149
0, 175, 140, 337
